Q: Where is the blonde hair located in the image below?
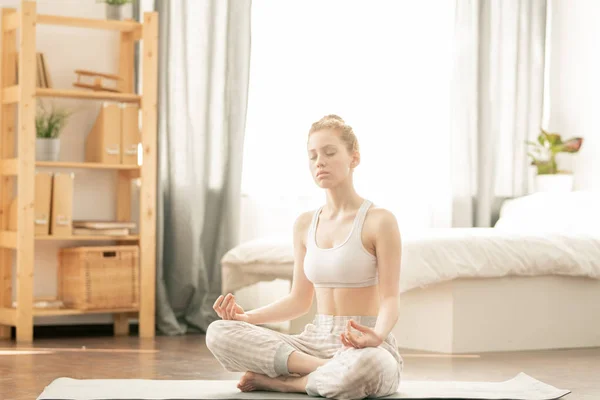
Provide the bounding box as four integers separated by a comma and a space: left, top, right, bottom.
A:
308, 114, 359, 154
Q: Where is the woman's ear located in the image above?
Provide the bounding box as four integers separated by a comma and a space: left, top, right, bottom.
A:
351, 153, 360, 168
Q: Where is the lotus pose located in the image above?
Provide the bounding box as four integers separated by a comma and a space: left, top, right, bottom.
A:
206, 114, 403, 400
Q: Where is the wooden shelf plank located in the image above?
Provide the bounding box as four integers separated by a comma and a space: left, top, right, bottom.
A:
2, 86, 141, 104
33, 307, 139, 317
0, 232, 131, 246
2, 160, 140, 174
36, 161, 140, 170
37, 14, 141, 33
36, 87, 141, 102
0, 307, 16, 326
36, 235, 139, 241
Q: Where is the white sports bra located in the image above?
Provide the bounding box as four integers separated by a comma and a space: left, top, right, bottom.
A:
304, 199, 378, 288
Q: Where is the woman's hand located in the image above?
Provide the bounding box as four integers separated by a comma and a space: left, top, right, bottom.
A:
340, 319, 384, 349
213, 293, 249, 322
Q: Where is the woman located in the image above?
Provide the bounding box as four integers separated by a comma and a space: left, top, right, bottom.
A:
206, 114, 403, 400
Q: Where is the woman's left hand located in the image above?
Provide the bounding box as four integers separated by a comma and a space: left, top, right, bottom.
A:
340, 319, 384, 349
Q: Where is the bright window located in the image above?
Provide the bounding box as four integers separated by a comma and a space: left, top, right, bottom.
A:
242, 0, 456, 229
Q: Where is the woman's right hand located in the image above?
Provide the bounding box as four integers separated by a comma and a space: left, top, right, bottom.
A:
213, 293, 250, 322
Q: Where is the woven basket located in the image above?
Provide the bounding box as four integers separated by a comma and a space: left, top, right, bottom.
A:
58, 245, 139, 310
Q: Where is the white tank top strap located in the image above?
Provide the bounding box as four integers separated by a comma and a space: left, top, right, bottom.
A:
351, 199, 372, 238
307, 205, 324, 247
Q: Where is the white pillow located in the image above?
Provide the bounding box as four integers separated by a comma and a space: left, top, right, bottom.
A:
494, 191, 600, 233
221, 236, 294, 265
220, 237, 295, 294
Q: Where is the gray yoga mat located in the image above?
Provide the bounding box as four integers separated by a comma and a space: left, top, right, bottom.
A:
37, 372, 570, 400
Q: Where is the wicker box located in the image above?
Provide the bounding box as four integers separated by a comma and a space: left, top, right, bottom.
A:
58, 245, 139, 310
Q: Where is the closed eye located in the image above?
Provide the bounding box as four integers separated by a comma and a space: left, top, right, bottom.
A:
308, 152, 336, 160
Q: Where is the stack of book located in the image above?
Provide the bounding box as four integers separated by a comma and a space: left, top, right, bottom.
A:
72, 220, 136, 236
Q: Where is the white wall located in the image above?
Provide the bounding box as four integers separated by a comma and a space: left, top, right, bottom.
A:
0, 0, 135, 325
547, 0, 600, 191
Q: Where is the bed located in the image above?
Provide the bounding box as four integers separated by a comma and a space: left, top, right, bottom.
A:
221, 191, 600, 353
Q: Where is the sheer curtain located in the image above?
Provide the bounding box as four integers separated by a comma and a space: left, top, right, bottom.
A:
241, 0, 456, 235
451, 0, 548, 227
139, 0, 252, 335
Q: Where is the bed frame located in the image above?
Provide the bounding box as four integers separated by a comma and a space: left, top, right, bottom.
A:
285, 275, 600, 353
391, 275, 600, 353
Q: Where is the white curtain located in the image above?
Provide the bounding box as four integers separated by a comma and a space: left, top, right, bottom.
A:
150, 0, 252, 335
452, 0, 548, 227
241, 0, 456, 236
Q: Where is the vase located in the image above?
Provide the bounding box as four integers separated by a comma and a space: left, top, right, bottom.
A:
106, 4, 122, 20
534, 173, 574, 193
36, 138, 60, 161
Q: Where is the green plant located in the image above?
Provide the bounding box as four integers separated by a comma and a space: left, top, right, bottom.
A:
526, 128, 583, 175
97, 0, 132, 5
35, 102, 72, 139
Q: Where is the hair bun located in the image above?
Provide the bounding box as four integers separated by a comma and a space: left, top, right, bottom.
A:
324, 114, 344, 122
308, 114, 359, 154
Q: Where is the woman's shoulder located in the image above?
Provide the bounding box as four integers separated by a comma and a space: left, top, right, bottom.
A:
292, 208, 320, 247
293, 208, 318, 233
366, 204, 397, 221
364, 204, 400, 233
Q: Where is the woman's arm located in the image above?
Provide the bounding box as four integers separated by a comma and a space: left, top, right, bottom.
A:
245, 211, 315, 325
371, 209, 402, 341
245, 293, 311, 325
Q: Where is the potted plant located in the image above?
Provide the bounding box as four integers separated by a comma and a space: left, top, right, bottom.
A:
526, 128, 583, 192
36, 102, 71, 162
97, 0, 132, 21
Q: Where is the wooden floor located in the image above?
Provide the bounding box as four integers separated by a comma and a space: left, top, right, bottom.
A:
1, 333, 599, 400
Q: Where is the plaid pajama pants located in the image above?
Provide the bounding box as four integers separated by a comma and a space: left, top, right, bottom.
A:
206, 314, 403, 400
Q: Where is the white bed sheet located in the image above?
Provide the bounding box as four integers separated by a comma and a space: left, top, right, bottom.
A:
221, 228, 600, 294
398, 228, 600, 292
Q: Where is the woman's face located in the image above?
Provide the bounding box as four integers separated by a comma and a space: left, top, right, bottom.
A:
307, 129, 356, 188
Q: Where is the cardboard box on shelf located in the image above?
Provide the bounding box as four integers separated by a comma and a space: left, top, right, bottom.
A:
120, 103, 140, 165
85, 102, 121, 164
8, 171, 54, 236
50, 172, 74, 236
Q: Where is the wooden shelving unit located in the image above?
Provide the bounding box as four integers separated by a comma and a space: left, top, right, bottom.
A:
0, 1, 158, 343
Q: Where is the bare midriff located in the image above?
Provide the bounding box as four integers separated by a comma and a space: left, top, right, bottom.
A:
315, 285, 380, 316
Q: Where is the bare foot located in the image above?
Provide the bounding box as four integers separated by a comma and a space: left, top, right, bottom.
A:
237, 371, 283, 392
237, 371, 308, 393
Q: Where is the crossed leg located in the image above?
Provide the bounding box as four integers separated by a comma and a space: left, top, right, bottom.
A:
205, 319, 400, 397
237, 351, 327, 393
